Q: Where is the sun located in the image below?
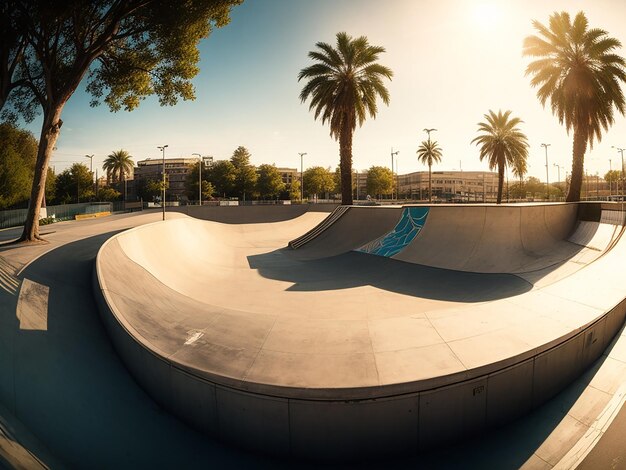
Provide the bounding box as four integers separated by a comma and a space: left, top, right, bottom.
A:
471, 2, 504, 30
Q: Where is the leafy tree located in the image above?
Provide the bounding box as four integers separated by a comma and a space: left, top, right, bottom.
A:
0, 1, 27, 115
605, 169, 622, 194
230, 146, 257, 200
257, 164, 285, 199
303, 166, 334, 199
299, 32, 393, 205
103, 149, 133, 201
366, 166, 394, 199
416, 139, 443, 202
523, 11, 626, 202
55, 163, 94, 204
0, 122, 37, 209
206, 160, 236, 198
289, 179, 302, 201
97, 186, 121, 202
471, 109, 529, 204
2, 1, 241, 241
137, 178, 166, 202
184, 161, 216, 201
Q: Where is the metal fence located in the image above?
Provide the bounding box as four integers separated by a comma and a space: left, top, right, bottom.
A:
0, 202, 113, 229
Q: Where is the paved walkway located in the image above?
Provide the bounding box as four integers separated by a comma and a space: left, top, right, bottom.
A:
0, 210, 625, 468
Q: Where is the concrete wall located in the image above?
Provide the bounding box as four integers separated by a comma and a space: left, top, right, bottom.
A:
92, 203, 626, 461
171, 203, 337, 224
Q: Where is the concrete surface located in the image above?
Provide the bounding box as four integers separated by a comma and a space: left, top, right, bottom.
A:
93, 204, 626, 459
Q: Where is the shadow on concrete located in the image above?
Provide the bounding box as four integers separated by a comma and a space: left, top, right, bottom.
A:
0, 232, 278, 469
248, 250, 533, 302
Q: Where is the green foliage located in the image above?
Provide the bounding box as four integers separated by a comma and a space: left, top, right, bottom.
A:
366, 166, 394, 198
55, 163, 94, 204
604, 170, 622, 184
45, 167, 56, 204
231, 146, 258, 199
471, 109, 529, 204
137, 178, 165, 202
103, 149, 134, 184
97, 186, 121, 202
184, 161, 216, 201
523, 11, 626, 201
201, 181, 215, 200
205, 160, 236, 197
303, 166, 334, 198
299, 32, 393, 204
3, 1, 241, 240
256, 164, 285, 199
0, 122, 38, 209
289, 180, 302, 201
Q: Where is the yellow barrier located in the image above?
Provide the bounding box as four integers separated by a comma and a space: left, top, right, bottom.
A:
75, 211, 111, 221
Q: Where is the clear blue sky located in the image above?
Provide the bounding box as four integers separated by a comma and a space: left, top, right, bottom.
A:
24, 0, 626, 181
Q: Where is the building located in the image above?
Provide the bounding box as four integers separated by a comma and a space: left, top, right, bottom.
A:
276, 167, 299, 187
134, 157, 198, 201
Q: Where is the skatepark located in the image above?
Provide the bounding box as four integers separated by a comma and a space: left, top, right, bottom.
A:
2, 202, 626, 467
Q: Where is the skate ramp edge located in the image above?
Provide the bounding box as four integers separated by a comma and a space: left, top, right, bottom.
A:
93, 205, 626, 460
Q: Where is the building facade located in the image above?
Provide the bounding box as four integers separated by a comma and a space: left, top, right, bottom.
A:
134, 157, 198, 201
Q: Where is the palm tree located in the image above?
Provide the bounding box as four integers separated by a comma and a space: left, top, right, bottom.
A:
523, 11, 626, 202
471, 110, 529, 204
103, 149, 134, 200
416, 139, 442, 202
298, 32, 393, 205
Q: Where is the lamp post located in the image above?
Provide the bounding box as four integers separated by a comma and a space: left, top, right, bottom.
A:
390, 148, 399, 200
612, 146, 625, 197
192, 153, 202, 205
157, 145, 168, 220
541, 143, 551, 200
298, 152, 307, 202
609, 159, 612, 196
84, 154, 94, 199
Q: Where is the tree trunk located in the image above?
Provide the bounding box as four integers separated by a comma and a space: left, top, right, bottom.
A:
428, 163, 432, 203
339, 123, 354, 205
566, 129, 587, 202
497, 162, 504, 204
19, 104, 64, 242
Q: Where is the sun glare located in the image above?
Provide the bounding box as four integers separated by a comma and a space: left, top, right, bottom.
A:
471, 2, 504, 30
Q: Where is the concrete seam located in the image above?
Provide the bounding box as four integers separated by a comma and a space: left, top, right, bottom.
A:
239, 315, 278, 383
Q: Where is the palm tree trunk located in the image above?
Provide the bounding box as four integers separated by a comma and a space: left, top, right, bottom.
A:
497, 163, 504, 204
19, 105, 64, 242
339, 123, 354, 205
428, 163, 432, 203
566, 129, 587, 202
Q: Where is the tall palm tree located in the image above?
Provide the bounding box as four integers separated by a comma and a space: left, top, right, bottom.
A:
416, 139, 442, 202
298, 32, 393, 205
523, 11, 626, 202
471, 110, 529, 204
103, 149, 134, 199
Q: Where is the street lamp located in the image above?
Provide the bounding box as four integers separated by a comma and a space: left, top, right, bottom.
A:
609, 159, 612, 196
612, 146, 625, 197
84, 154, 94, 199
390, 148, 399, 200
192, 153, 202, 206
298, 152, 307, 202
157, 145, 168, 220
541, 143, 551, 200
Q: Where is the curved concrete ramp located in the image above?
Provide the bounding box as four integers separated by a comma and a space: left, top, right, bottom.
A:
94, 204, 626, 460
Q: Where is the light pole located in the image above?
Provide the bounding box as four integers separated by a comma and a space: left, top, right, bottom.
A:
84, 154, 94, 198
390, 148, 399, 200
192, 153, 202, 205
157, 145, 168, 220
541, 143, 551, 200
612, 146, 625, 197
609, 159, 612, 196
553, 163, 563, 199
298, 152, 307, 202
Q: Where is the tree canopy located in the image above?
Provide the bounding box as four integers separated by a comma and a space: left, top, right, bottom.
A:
303, 166, 334, 198
257, 164, 285, 199
231, 146, 257, 200
299, 32, 392, 204
1, 0, 242, 241
523, 11, 626, 201
55, 163, 94, 204
366, 166, 394, 199
0, 122, 37, 209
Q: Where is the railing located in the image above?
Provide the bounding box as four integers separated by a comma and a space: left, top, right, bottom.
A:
0, 202, 113, 229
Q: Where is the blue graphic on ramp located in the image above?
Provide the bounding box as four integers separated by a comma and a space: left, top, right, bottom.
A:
357, 207, 429, 257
